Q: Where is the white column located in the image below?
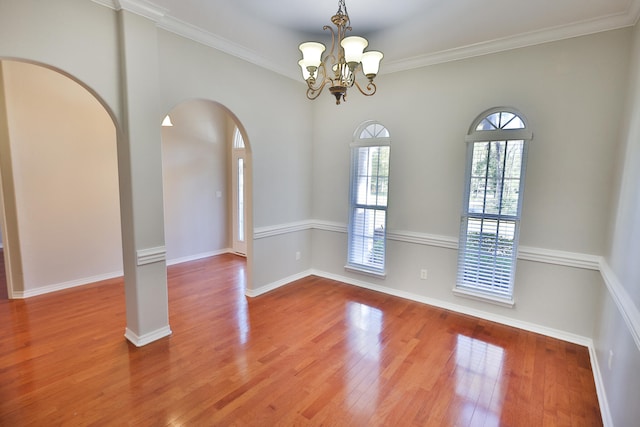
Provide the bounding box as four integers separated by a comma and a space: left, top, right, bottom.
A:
117, 9, 171, 346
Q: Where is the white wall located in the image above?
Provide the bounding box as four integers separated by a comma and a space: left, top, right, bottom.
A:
310, 29, 630, 338
608, 22, 640, 314
161, 100, 230, 263
1, 60, 122, 292
0, 0, 122, 121
596, 17, 640, 427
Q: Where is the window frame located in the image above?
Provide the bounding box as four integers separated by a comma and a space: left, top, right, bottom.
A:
455, 107, 533, 306
231, 127, 247, 256
346, 121, 391, 277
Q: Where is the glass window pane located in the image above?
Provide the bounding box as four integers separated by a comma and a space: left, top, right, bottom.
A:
471, 142, 489, 177
503, 141, 524, 178
468, 177, 486, 213
355, 146, 389, 207
237, 158, 244, 242
476, 111, 525, 131
500, 178, 520, 216
502, 114, 525, 129
233, 128, 245, 148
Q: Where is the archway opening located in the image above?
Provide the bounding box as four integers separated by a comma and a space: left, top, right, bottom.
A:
161, 99, 253, 293
0, 59, 122, 299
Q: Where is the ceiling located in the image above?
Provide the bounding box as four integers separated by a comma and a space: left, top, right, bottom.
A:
105, 0, 640, 78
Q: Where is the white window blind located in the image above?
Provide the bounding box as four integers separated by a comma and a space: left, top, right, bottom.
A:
347, 122, 390, 274
457, 109, 532, 301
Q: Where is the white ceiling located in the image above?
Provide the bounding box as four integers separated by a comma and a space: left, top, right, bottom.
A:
106, 0, 640, 78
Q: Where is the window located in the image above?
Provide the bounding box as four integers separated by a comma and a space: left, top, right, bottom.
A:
456, 108, 532, 304
232, 127, 246, 255
347, 122, 391, 275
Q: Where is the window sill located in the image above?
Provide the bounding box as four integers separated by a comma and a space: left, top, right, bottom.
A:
344, 265, 387, 279
452, 287, 515, 308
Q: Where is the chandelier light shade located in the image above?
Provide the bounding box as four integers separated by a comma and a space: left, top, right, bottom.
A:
298, 0, 383, 105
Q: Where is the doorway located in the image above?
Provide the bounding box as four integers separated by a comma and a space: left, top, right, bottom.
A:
161, 100, 252, 285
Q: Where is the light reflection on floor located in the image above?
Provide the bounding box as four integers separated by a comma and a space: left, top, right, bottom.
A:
345, 302, 383, 412
347, 301, 383, 359
235, 265, 249, 346
454, 334, 506, 426
233, 264, 250, 380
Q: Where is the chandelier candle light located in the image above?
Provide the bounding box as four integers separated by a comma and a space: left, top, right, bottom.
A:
298, 0, 383, 105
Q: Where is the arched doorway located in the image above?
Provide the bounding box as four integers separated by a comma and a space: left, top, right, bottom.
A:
0, 59, 122, 299
160, 99, 253, 291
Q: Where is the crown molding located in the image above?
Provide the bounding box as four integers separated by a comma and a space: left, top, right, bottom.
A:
117, 0, 168, 22
384, 8, 640, 74
90, 0, 116, 9
92, 0, 640, 79
92, 0, 168, 22
156, 15, 295, 79
90, 0, 296, 79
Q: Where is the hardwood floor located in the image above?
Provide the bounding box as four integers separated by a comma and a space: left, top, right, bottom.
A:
0, 254, 602, 426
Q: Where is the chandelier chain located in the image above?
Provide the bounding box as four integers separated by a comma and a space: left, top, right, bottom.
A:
337, 0, 347, 16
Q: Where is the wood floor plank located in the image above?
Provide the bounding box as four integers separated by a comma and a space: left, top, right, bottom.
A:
0, 254, 602, 426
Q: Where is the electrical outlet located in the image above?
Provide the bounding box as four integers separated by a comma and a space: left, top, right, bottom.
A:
420, 269, 428, 280
295, 251, 301, 261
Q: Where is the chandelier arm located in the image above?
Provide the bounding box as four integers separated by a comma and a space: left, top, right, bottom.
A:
306, 78, 329, 100
323, 25, 338, 66
353, 79, 377, 97
306, 62, 332, 99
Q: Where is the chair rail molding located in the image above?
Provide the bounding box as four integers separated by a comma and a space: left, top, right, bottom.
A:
136, 246, 167, 266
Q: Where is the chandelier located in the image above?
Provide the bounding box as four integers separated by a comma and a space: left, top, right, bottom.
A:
298, 0, 383, 105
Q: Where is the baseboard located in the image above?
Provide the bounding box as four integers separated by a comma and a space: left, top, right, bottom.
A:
166, 249, 232, 266
588, 344, 614, 427
12, 250, 233, 298
310, 269, 592, 346
124, 326, 172, 347
14, 270, 124, 299
245, 269, 313, 297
